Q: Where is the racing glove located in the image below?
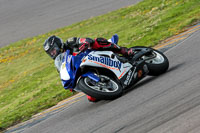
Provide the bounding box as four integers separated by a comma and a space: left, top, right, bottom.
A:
79, 42, 89, 52
78, 38, 94, 52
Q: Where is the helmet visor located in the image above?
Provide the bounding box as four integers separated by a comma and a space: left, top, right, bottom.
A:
47, 44, 60, 59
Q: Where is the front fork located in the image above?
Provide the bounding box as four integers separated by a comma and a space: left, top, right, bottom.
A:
74, 72, 100, 92
81, 71, 100, 82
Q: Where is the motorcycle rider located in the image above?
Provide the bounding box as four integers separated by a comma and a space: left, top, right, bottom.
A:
43, 35, 135, 102
43, 35, 135, 71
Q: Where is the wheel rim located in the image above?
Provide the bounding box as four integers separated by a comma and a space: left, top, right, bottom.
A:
84, 75, 119, 93
144, 51, 165, 64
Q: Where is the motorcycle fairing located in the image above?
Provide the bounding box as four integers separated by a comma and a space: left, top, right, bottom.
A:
80, 51, 132, 79
60, 50, 86, 89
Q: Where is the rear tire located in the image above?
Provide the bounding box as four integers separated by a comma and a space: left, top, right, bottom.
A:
145, 49, 169, 76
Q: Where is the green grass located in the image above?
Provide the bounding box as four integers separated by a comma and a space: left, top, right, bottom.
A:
0, 0, 200, 130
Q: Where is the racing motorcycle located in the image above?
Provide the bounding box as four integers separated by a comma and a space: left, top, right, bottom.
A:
60, 35, 169, 100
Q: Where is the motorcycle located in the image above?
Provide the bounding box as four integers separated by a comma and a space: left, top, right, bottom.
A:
60, 35, 169, 100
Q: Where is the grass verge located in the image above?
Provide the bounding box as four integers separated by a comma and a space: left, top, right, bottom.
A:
0, 0, 200, 131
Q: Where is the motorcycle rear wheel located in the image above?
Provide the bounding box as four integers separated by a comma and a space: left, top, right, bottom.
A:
144, 48, 169, 76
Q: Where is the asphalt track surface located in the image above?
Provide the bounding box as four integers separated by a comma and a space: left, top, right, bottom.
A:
6, 25, 200, 133
0, 0, 141, 47
0, 0, 200, 133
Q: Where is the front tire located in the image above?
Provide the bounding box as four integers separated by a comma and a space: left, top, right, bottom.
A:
78, 74, 123, 100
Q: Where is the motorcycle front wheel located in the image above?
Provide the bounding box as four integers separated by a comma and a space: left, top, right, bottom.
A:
78, 74, 123, 100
